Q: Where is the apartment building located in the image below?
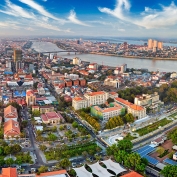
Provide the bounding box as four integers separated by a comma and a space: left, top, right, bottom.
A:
134, 92, 163, 112
115, 97, 146, 119
91, 102, 123, 121
72, 91, 110, 110
104, 78, 120, 88
26, 90, 36, 106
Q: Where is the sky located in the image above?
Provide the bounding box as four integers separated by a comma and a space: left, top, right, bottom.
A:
0, 0, 177, 38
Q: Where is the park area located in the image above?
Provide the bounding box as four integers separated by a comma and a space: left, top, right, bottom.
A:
44, 142, 102, 161
135, 118, 172, 136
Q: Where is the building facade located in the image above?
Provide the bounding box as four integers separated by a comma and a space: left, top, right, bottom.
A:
72, 91, 111, 110
91, 102, 124, 121
134, 92, 163, 113
26, 90, 36, 106
115, 97, 146, 119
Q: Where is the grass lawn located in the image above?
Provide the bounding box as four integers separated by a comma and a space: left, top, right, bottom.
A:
124, 133, 136, 141
170, 112, 177, 119
136, 118, 172, 136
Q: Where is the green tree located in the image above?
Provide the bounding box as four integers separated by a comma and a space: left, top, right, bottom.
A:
72, 121, 78, 128
106, 144, 119, 156
5, 158, 14, 166
21, 120, 28, 128
39, 145, 47, 152
48, 133, 58, 141
32, 110, 40, 117
59, 158, 71, 169
0, 157, 5, 166
12, 144, 21, 154
161, 165, 177, 177
124, 113, 134, 123
117, 139, 133, 151
114, 150, 127, 163
59, 125, 64, 131
156, 147, 165, 155
4, 146, 11, 155
38, 165, 48, 173
107, 97, 114, 104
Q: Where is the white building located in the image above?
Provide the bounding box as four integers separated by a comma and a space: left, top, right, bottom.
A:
104, 78, 120, 88
115, 97, 146, 119
134, 92, 163, 112
72, 91, 110, 110
73, 57, 81, 65
88, 63, 98, 70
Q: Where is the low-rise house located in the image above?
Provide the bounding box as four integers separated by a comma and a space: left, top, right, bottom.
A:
151, 137, 165, 147
4, 105, 18, 122
32, 105, 55, 114
4, 120, 20, 139
41, 112, 64, 124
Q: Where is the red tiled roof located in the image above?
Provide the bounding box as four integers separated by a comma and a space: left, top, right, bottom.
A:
4, 120, 20, 136
36, 170, 67, 177
87, 91, 105, 96
121, 171, 143, 177
73, 97, 84, 101
4, 105, 18, 119
115, 97, 144, 111
0, 168, 17, 177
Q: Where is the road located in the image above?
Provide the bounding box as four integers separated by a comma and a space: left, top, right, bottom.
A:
133, 119, 177, 150
22, 107, 44, 166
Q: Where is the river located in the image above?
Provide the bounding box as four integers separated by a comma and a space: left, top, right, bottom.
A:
31, 41, 177, 72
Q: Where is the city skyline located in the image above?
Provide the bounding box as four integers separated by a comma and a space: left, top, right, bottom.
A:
0, 0, 177, 38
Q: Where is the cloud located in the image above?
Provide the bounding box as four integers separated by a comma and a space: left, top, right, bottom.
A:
68, 10, 90, 26
118, 28, 125, 31
42, 0, 47, 2
98, 0, 177, 29
19, 0, 66, 23
0, 0, 35, 19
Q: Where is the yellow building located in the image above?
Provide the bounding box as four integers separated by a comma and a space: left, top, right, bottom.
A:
26, 90, 36, 106
32, 105, 55, 114
13, 49, 22, 62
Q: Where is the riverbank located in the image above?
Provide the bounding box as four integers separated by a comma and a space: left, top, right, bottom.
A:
89, 52, 177, 61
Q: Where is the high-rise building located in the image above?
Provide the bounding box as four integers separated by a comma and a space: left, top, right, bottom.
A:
153, 40, 158, 48
13, 49, 22, 62
158, 42, 163, 49
148, 39, 163, 50
148, 39, 153, 49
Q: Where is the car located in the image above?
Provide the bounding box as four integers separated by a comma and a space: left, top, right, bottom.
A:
72, 163, 76, 167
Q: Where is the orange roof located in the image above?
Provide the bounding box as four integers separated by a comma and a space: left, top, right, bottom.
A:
73, 97, 84, 101
129, 104, 144, 111
0, 168, 17, 177
109, 92, 117, 95
36, 170, 67, 177
4, 120, 20, 136
4, 105, 18, 119
26, 90, 34, 96
87, 91, 105, 96
121, 171, 143, 177
115, 97, 144, 111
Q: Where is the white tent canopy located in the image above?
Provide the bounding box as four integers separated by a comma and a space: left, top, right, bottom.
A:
89, 162, 112, 177
73, 166, 92, 177
101, 159, 126, 175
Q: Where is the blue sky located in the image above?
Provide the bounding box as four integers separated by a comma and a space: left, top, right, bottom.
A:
0, 0, 177, 38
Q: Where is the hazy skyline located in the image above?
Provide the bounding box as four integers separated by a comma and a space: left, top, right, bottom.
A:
0, 0, 177, 38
